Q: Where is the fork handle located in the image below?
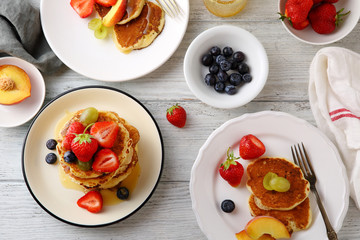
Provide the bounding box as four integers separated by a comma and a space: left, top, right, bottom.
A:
312, 186, 338, 240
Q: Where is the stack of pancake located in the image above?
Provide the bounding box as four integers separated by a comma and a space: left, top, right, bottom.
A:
94, 0, 165, 53
246, 158, 312, 235
56, 110, 140, 191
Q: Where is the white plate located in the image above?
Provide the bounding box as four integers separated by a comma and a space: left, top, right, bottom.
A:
278, 0, 360, 45
40, 0, 189, 82
22, 86, 164, 227
0, 57, 45, 128
183, 25, 268, 109
190, 111, 349, 240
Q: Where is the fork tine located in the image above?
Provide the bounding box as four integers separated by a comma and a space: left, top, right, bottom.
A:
157, 0, 175, 18
291, 146, 299, 166
300, 142, 315, 176
168, 0, 181, 15
292, 144, 308, 177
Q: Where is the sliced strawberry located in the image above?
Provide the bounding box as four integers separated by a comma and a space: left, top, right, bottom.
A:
77, 191, 103, 213
70, 0, 95, 18
95, 0, 117, 7
92, 149, 119, 172
90, 121, 119, 148
239, 134, 266, 160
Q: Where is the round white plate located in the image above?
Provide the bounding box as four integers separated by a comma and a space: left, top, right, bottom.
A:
22, 86, 164, 227
190, 111, 349, 240
40, 0, 189, 82
0, 57, 45, 128
184, 25, 268, 109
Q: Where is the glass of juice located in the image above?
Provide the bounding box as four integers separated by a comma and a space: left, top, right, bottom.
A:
203, 0, 247, 17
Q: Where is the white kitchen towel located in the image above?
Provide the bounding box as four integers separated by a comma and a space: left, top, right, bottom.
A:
309, 46, 360, 208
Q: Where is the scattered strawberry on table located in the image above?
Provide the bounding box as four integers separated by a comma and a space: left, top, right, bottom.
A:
166, 104, 187, 128
77, 190, 103, 213
219, 147, 244, 187
239, 134, 266, 160
279, 0, 350, 34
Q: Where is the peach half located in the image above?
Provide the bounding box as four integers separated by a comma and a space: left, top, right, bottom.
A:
236, 230, 275, 240
245, 216, 290, 239
102, 0, 127, 27
0, 65, 31, 105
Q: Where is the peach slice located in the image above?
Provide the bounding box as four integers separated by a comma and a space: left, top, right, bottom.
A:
236, 230, 275, 240
245, 216, 290, 239
0, 65, 31, 105
102, 0, 127, 27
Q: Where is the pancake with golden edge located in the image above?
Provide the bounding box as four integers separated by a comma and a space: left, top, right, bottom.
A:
246, 157, 310, 211
56, 110, 140, 191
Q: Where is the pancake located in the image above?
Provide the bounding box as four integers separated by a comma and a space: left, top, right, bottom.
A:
112, 1, 165, 53
94, 0, 146, 25
248, 194, 312, 234
246, 158, 310, 211
56, 110, 140, 190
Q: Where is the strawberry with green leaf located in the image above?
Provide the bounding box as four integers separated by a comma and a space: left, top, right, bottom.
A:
71, 124, 98, 162
166, 104, 187, 128
219, 148, 244, 187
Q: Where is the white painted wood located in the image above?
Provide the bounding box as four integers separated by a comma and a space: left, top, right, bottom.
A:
1, 0, 360, 239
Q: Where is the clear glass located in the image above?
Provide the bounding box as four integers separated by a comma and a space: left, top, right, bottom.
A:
203, 0, 248, 17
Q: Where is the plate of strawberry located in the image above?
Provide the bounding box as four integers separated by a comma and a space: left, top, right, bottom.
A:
22, 86, 164, 227
190, 111, 349, 240
278, 0, 360, 45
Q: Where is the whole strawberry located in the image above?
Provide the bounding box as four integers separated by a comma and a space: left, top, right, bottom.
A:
166, 104, 186, 128
279, 0, 313, 25
71, 124, 98, 162
62, 121, 85, 150
239, 134, 266, 160
309, 3, 350, 34
219, 148, 244, 187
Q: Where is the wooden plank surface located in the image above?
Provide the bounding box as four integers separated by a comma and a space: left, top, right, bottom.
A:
1, 0, 360, 239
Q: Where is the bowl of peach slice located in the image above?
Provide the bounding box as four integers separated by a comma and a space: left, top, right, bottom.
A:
278, 0, 360, 45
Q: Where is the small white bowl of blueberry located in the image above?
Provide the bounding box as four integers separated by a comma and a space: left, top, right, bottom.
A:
184, 25, 269, 109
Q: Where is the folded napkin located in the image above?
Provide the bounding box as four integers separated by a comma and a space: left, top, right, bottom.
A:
309, 47, 360, 208
0, 0, 62, 73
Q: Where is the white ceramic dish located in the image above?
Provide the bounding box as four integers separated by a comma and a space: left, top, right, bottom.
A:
278, 0, 360, 45
190, 111, 349, 240
40, 0, 189, 82
22, 86, 164, 227
0, 57, 45, 128
183, 25, 268, 109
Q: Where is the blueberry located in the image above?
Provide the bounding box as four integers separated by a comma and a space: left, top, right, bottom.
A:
214, 82, 225, 93
217, 70, 228, 82
64, 151, 77, 163
238, 62, 250, 74
209, 46, 221, 56
215, 55, 226, 65
229, 73, 242, 86
242, 73, 253, 83
225, 85, 237, 95
117, 187, 129, 200
201, 53, 213, 66
46, 139, 57, 150
223, 46, 233, 57
209, 64, 219, 74
45, 153, 57, 164
233, 51, 245, 62
229, 58, 239, 70
204, 74, 216, 86
221, 199, 235, 213
219, 60, 231, 72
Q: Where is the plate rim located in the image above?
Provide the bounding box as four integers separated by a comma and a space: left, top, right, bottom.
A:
21, 85, 164, 227
190, 110, 349, 239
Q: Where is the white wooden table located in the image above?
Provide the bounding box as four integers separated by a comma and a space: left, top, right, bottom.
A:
1, 1, 360, 239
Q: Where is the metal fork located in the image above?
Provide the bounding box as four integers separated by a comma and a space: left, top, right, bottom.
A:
291, 143, 338, 240
156, 0, 181, 18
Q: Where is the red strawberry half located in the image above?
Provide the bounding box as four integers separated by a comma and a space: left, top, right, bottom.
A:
92, 149, 119, 173
166, 104, 186, 128
95, 0, 117, 7
219, 148, 244, 187
71, 125, 98, 162
77, 191, 103, 213
90, 121, 119, 148
70, 0, 95, 18
239, 134, 266, 160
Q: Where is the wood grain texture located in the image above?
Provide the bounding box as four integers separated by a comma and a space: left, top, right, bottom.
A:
1, 0, 360, 239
